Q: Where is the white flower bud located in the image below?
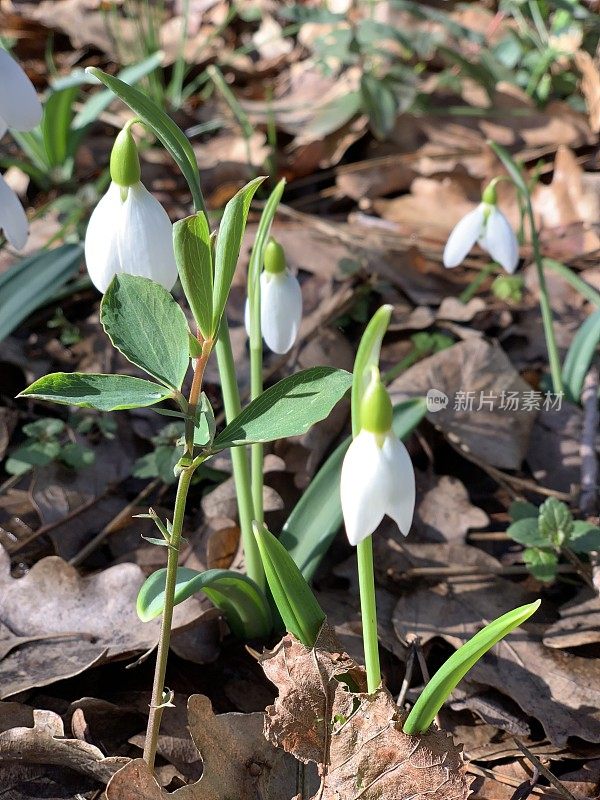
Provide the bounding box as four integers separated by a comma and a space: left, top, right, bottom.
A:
443, 201, 519, 274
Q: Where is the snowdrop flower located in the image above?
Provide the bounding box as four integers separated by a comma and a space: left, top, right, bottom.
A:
85, 126, 177, 293
245, 238, 302, 355
0, 48, 42, 250
443, 182, 519, 274
340, 368, 415, 546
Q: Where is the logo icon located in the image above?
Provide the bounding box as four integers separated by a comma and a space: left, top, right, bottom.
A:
426, 389, 448, 413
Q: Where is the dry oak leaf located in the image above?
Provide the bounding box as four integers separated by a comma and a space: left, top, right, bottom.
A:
260, 629, 472, 800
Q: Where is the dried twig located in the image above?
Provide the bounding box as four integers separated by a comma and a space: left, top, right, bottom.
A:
515, 740, 578, 800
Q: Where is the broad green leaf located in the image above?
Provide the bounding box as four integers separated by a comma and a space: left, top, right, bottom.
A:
5, 440, 60, 475
351, 305, 392, 436
211, 176, 265, 336
538, 497, 573, 546
487, 140, 529, 196
174, 211, 213, 339
85, 67, 206, 214
213, 367, 352, 449
254, 523, 325, 647
522, 549, 558, 582
562, 308, 600, 403
402, 600, 540, 735
507, 518, 548, 548
0, 244, 83, 342
41, 86, 78, 167
247, 179, 285, 350
136, 567, 272, 640
280, 398, 427, 581
101, 275, 190, 391
569, 520, 600, 554
19, 373, 173, 411
509, 500, 538, 521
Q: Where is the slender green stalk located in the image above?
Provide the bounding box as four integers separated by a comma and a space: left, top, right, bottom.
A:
143, 465, 194, 768
525, 197, 563, 394
458, 261, 497, 304
215, 315, 265, 591
250, 340, 264, 527
207, 65, 255, 173
544, 258, 600, 308
356, 536, 381, 693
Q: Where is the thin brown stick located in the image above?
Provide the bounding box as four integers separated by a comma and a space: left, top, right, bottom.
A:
515, 740, 578, 800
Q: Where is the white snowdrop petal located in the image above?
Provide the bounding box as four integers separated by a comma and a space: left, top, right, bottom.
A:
84, 182, 123, 293
443, 205, 485, 268
260, 270, 302, 354
482, 207, 519, 274
0, 172, 28, 250
381, 435, 415, 535
340, 431, 387, 546
0, 116, 7, 140
0, 49, 42, 131
117, 182, 178, 291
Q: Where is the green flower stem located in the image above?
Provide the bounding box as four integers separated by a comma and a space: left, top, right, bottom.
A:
543, 258, 600, 308
250, 339, 264, 527
458, 261, 497, 305
215, 315, 265, 591
143, 464, 195, 769
526, 198, 563, 394
356, 536, 381, 693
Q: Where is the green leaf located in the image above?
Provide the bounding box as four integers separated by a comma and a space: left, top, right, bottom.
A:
487, 140, 529, 196
19, 373, 173, 411
254, 523, 326, 647
211, 177, 265, 336
101, 275, 190, 391
507, 518, 548, 548
538, 497, 573, 547
136, 567, 272, 640
562, 308, 600, 403
523, 549, 559, 582
569, 520, 600, 553
360, 73, 397, 140
213, 367, 352, 449
22, 418, 65, 439
0, 244, 83, 342
174, 211, 213, 339
509, 500, 538, 521
280, 398, 427, 581
402, 600, 540, 735
85, 67, 206, 214
5, 440, 61, 475
60, 442, 95, 470
351, 305, 393, 436
41, 86, 78, 167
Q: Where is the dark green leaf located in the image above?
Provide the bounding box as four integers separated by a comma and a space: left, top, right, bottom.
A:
509, 500, 539, 522
523, 548, 559, 582
101, 275, 190, 391
211, 177, 265, 336
174, 212, 213, 339
5, 440, 61, 475
361, 73, 397, 140
213, 367, 352, 449
507, 518, 548, 548
562, 308, 600, 403
569, 520, 600, 553
136, 567, 272, 639
19, 373, 173, 411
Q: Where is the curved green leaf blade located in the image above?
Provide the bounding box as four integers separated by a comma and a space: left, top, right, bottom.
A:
280, 398, 427, 581
211, 176, 265, 337
137, 567, 272, 640
18, 372, 173, 411
174, 211, 213, 339
254, 523, 326, 647
101, 275, 190, 391
562, 308, 600, 403
85, 67, 205, 214
213, 367, 352, 449
402, 600, 540, 735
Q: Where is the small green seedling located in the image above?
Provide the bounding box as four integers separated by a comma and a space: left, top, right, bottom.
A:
5, 417, 94, 476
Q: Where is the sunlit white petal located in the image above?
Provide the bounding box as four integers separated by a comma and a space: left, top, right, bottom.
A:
480, 206, 519, 273
84, 182, 122, 292
0, 172, 28, 249
261, 269, 302, 354
117, 182, 178, 291
0, 49, 42, 131
340, 430, 415, 546
443, 205, 485, 268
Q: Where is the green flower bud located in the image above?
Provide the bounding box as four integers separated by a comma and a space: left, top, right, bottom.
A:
264, 237, 286, 275
481, 180, 498, 206
360, 367, 392, 435
110, 126, 141, 188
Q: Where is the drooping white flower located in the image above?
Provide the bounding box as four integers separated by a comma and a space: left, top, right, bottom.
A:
340, 369, 415, 546
84, 127, 177, 293
443, 184, 519, 274
0, 172, 28, 250
245, 238, 302, 355
0, 48, 42, 137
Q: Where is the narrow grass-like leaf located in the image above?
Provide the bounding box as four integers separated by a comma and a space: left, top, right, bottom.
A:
101, 275, 190, 391
351, 304, 392, 436
561, 308, 600, 403
402, 600, 540, 735
487, 140, 528, 196
0, 244, 83, 342
18, 373, 173, 411
254, 523, 326, 647
136, 567, 272, 639
174, 211, 213, 338
280, 398, 427, 581
211, 176, 265, 336
41, 86, 78, 167
213, 367, 352, 449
